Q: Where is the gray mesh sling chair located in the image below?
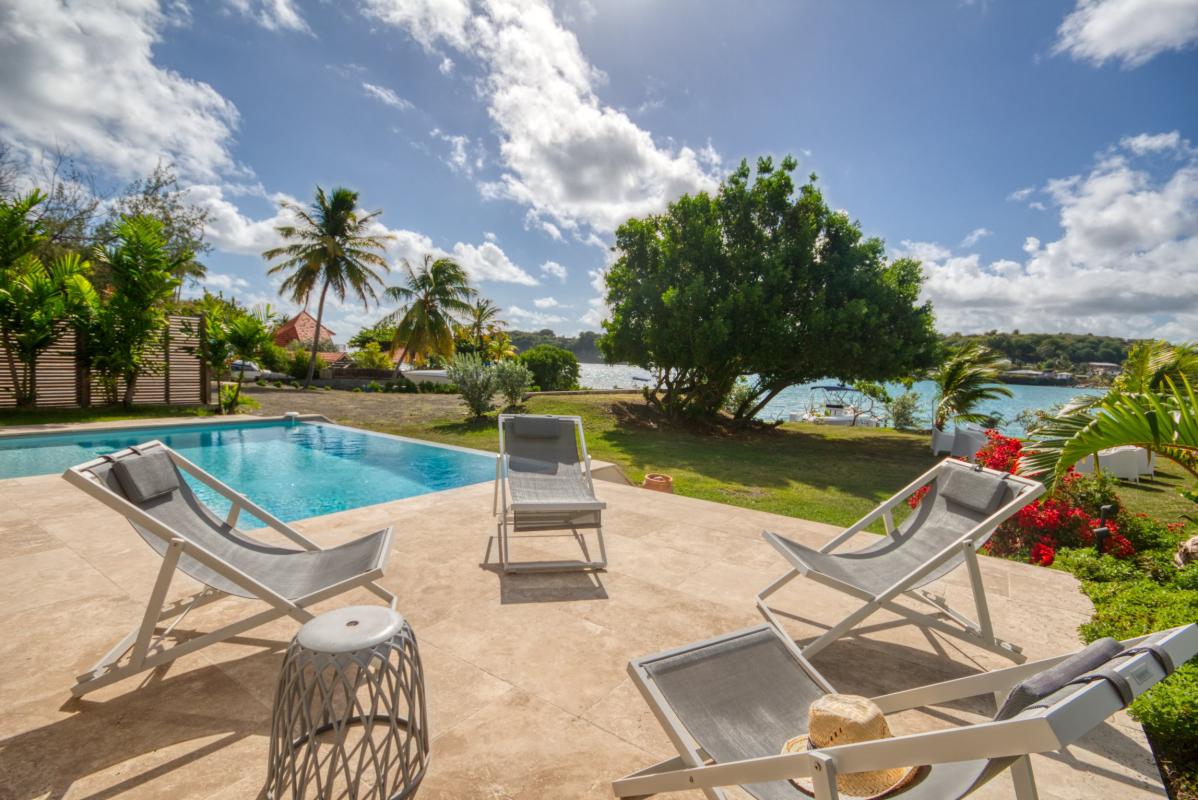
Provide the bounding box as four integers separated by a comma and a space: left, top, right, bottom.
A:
492, 413, 607, 572
612, 622, 1198, 800
63, 441, 396, 697
757, 459, 1044, 662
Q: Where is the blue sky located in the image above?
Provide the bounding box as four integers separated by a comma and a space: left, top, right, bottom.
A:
2, 0, 1196, 342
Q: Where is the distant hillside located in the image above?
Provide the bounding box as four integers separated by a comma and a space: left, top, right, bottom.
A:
941, 331, 1137, 369
510, 329, 603, 361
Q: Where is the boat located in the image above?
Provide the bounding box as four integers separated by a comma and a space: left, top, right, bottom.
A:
789, 384, 883, 427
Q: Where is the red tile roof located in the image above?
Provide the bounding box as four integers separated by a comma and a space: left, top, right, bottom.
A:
274, 311, 336, 348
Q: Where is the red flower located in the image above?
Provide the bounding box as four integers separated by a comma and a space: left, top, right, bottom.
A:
974, 429, 1022, 474
1029, 539, 1055, 566
907, 485, 931, 509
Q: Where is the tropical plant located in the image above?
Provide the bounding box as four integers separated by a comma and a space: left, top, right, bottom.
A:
485, 330, 518, 362
82, 216, 183, 409
929, 343, 1013, 429
887, 390, 922, 431
382, 254, 475, 367
0, 192, 96, 407
352, 341, 392, 369
600, 156, 937, 420
1023, 376, 1198, 485
348, 321, 397, 350
494, 358, 532, 408
466, 298, 505, 350
263, 186, 391, 388
518, 344, 580, 391
220, 309, 273, 413
446, 353, 495, 417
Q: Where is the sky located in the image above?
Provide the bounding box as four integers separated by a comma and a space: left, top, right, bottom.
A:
1, 0, 1196, 344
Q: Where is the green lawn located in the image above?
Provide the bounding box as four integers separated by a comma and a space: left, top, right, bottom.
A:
0, 404, 213, 428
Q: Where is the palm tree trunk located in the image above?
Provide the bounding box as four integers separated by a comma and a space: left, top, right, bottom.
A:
304, 279, 331, 389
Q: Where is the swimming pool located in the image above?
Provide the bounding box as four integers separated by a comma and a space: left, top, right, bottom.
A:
0, 419, 495, 524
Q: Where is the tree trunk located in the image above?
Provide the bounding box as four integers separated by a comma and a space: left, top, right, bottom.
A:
304, 279, 331, 389
122, 372, 137, 410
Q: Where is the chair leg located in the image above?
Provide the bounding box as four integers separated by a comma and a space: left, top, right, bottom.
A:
962, 542, 995, 643
755, 568, 801, 633
1011, 756, 1039, 800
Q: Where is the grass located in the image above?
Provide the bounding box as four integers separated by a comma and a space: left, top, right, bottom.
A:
0, 404, 213, 428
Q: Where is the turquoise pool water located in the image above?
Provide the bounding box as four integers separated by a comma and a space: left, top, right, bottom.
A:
0, 420, 495, 524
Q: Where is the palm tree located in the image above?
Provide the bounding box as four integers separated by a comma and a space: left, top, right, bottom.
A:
467, 298, 505, 350
1023, 342, 1198, 486
222, 308, 274, 413
930, 343, 1013, 429
382, 255, 475, 366
262, 187, 391, 388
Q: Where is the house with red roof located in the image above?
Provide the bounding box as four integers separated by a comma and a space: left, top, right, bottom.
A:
273, 311, 335, 349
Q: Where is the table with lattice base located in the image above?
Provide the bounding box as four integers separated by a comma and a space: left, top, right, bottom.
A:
265, 605, 429, 799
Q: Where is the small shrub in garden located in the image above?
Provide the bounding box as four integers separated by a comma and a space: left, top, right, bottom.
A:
272, 380, 283, 388
494, 359, 532, 408
887, 391, 922, 430
446, 354, 496, 417
518, 344, 580, 391
366, 380, 383, 393
723, 379, 756, 416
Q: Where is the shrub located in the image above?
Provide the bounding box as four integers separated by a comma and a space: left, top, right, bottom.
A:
723, 379, 755, 416
887, 391, 922, 430
287, 349, 314, 380
494, 359, 533, 408
351, 386, 363, 393
518, 344, 579, 391
366, 380, 383, 393
353, 342, 392, 370
258, 341, 290, 373
446, 354, 496, 417
219, 383, 260, 412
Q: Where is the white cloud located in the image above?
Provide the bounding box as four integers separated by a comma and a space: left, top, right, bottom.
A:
533, 296, 564, 308
224, 0, 310, 33
362, 82, 414, 111
578, 265, 608, 328
506, 305, 566, 326
909, 134, 1198, 338
201, 272, 250, 291
184, 183, 299, 254
1120, 131, 1192, 155
449, 240, 539, 285
539, 260, 568, 282
1054, 0, 1198, 67
960, 227, 993, 247
429, 128, 485, 176
361, 0, 720, 235
895, 240, 953, 262
1008, 186, 1036, 202
438, 56, 455, 74
0, 0, 241, 181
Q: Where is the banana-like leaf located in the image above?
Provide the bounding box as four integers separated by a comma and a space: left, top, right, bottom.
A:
1022, 376, 1198, 485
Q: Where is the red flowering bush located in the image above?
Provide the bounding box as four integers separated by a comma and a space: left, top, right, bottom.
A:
922, 429, 1140, 566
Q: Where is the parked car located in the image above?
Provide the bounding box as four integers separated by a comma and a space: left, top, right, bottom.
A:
229, 360, 260, 381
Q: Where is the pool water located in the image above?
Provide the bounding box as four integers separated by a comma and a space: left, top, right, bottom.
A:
0, 420, 495, 525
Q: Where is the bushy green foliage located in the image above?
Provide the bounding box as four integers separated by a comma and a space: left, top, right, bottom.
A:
887, 391, 922, 430
510, 329, 602, 361
494, 359, 532, 408
258, 341, 289, 373
348, 322, 397, 350
219, 383, 260, 412
352, 341, 392, 369
600, 156, 937, 420
287, 349, 314, 380
940, 330, 1133, 370
446, 354, 496, 417
519, 344, 580, 391
722, 379, 756, 416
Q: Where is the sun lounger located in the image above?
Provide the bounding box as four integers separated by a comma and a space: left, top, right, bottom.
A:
62, 441, 395, 697
612, 622, 1198, 800
757, 459, 1043, 662
492, 413, 606, 573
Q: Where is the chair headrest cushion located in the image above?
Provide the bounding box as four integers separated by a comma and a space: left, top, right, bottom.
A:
994, 637, 1122, 720
938, 465, 1008, 515
112, 449, 180, 503
509, 417, 568, 440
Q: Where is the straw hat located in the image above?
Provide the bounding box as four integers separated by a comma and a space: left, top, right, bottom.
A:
784, 694, 920, 799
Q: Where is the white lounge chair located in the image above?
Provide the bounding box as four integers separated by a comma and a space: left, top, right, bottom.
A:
930, 426, 955, 456
492, 414, 606, 573
949, 425, 988, 462
757, 459, 1044, 662
612, 622, 1197, 800
63, 441, 395, 697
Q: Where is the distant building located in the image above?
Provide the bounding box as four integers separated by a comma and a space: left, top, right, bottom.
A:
1087, 362, 1121, 376
274, 311, 335, 349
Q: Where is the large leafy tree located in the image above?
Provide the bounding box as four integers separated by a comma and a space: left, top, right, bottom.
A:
0, 192, 96, 407
382, 254, 475, 366
263, 187, 391, 388
84, 216, 184, 409
930, 342, 1014, 428
600, 156, 937, 420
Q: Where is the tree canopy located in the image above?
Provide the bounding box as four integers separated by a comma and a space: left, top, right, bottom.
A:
599, 156, 938, 420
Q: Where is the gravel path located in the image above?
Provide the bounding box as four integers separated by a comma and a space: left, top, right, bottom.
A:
241, 385, 470, 429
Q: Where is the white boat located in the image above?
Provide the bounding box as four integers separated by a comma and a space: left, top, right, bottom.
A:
402, 368, 451, 385
788, 385, 883, 427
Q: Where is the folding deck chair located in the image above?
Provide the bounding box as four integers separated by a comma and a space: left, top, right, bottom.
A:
63, 441, 396, 697
492, 413, 607, 573
612, 622, 1198, 800
757, 459, 1044, 662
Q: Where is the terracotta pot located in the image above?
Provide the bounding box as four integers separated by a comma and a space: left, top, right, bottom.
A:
643, 473, 674, 493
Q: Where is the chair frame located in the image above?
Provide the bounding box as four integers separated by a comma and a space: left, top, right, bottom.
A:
62, 441, 396, 697
491, 413, 607, 573
613, 623, 1197, 800
757, 459, 1045, 663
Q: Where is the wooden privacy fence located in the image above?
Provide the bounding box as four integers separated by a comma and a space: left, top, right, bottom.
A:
0, 314, 210, 409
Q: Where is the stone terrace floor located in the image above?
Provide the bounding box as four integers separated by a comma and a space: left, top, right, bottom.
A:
0, 458, 1168, 799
